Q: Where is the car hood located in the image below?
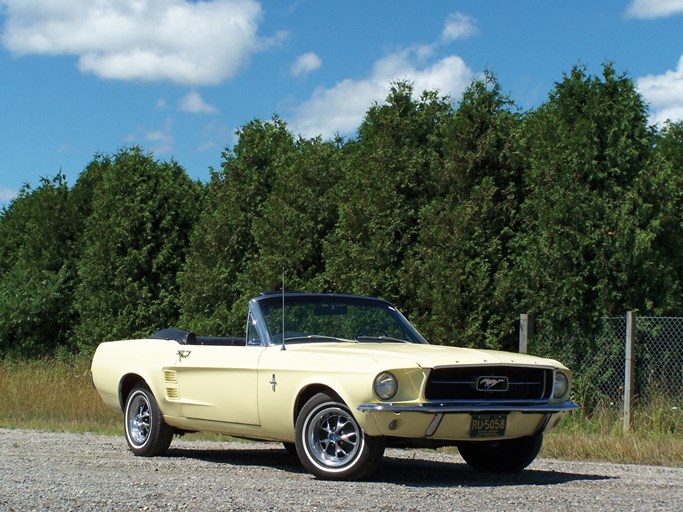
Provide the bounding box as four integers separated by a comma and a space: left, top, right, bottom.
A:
285, 342, 566, 370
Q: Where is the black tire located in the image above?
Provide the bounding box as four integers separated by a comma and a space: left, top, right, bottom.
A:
295, 393, 385, 480
458, 434, 543, 472
282, 442, 298, 457
124, 384, 173, 457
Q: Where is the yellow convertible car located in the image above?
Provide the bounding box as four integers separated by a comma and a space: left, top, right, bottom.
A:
91, 293, 578, 480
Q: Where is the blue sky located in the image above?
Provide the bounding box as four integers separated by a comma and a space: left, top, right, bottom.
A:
1, 0, 683, 205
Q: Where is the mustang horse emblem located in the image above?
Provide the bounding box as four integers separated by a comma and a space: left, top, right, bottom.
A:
477, 376, 509, 391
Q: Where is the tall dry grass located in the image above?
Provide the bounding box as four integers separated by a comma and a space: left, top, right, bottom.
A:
542, 431, 683, 467
0, 356, 120, 433
542, 396, 683, 467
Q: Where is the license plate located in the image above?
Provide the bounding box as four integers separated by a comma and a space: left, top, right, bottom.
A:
470, 414, 507, 437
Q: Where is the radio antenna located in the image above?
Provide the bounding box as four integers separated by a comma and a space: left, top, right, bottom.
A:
281, 268, 286, 351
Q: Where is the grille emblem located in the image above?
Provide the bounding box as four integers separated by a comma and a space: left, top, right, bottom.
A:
477, 376, 509, 392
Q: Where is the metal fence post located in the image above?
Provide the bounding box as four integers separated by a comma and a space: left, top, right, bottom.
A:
623, 311, 635, 433
519, 314, 533, 354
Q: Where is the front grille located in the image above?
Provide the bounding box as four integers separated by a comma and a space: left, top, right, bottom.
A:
425, 366, 553, 402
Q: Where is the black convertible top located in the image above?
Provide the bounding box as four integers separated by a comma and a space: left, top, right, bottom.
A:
150, 328, 196, 345
150, 328, 246, 346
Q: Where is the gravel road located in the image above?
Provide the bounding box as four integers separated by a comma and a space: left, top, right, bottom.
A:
1, 428, 681, 511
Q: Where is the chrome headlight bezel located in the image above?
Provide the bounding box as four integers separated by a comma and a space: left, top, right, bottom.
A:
553, 371, 570, 399
374, 371, 398, 401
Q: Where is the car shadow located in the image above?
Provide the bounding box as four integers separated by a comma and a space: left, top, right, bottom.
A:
372, 455, 614, 487
166, 446, 306, 473
164, 446, 614, 487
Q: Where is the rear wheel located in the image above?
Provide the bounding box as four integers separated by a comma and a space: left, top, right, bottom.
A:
124, 384, 173, 456
458, 434, 543, 472
295, 393, 385, 480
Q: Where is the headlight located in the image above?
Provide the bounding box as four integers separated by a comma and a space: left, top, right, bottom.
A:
374, 372, 398, 401
553, 371, 570, 399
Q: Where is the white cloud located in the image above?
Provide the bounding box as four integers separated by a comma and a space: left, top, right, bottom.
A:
0, 0, 264, 85
280, 9, 480, 141
626, 0, 683, 19
441, 12, 478, 42
197, 120, 232, 153
0, 187, 18, 203
291, 52, 322, 76
288, 49, 474, 139
145, 127, 174, 155
637, 54, 683, 124
179, 91, 218, 114
127, 119, 174, 155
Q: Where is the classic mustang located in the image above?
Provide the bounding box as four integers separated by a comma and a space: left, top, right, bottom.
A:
91, 293, 578, 480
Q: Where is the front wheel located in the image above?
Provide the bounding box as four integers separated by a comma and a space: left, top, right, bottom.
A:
295, 393, 385, 480
458, 433, 543, 472
124, 384, 173, 456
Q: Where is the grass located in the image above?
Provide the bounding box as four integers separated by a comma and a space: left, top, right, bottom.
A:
0, 356, 120, 434
541, 395, 683, 467
2, 357, 682, 467
542, 431, 683, 467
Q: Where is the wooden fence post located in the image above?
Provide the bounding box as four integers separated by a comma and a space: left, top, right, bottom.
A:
519, 314, 533, 354
623, 311, 635, 433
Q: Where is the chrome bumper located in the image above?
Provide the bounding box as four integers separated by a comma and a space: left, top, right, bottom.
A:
357, 401, 579, 414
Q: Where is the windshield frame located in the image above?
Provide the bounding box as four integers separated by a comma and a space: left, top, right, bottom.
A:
250, 293, 428, 347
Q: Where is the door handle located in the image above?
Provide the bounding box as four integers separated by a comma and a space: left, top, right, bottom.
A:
177, 349, 191, 359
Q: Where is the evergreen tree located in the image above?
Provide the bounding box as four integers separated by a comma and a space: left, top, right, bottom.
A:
323, 82, 451, 304
179, 117, 295, 335
240, 136, 342, 294
74, 147, 200, 349
407, 73, 524, 349
507, 64, 669, 336
651, 121, 683, 313
0, 174, 77, 355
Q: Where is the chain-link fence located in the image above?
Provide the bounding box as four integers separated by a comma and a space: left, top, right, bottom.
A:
523, 314, 683, 424
635, 317, 683, 400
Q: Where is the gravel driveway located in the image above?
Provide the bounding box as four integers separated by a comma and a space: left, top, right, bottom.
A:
1, 428, 681, 511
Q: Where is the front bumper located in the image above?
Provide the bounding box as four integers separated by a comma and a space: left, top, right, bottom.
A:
357, 401, 579, 414
356, 401, 579, 439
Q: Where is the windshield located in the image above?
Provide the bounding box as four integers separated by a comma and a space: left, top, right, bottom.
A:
256, 295, 427, 345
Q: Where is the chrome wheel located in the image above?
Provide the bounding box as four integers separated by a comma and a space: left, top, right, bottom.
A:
295, 393, 385, 480
306, 405, 361, 468
123, 385, 173, 456
126, 391, 151, 447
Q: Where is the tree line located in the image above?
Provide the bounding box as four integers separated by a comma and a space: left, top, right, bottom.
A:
1, 64, 681, 358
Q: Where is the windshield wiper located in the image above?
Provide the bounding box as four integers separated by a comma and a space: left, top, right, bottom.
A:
355, 335, 410, 343
283, 335, 356, 343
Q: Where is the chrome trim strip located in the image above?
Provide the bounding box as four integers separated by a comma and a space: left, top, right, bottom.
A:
534, 414, 552, 434
425, 413, 444, 437
412, 397, 552, 405
357, 401, 579, 414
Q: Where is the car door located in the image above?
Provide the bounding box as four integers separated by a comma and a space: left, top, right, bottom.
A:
172, 344, 264, 426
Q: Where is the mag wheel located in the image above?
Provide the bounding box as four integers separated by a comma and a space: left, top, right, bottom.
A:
295, 393, 385, 480
458, 433, 543, 472
124, 384, 173, 457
